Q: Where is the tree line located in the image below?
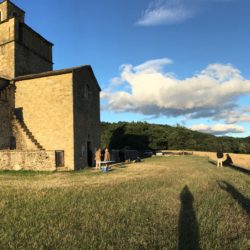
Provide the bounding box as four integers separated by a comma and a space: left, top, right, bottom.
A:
101, 122, 250, 154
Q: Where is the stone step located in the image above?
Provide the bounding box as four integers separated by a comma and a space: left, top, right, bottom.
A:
13, 114, 45, 151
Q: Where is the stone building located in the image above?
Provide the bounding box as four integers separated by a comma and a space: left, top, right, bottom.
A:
0, 0, 101, 170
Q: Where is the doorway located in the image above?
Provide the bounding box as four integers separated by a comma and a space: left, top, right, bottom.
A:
87, 141, 93, 167
55, 151, 64, 167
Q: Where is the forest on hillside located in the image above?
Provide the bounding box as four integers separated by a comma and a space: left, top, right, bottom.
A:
101, 122, 250, 154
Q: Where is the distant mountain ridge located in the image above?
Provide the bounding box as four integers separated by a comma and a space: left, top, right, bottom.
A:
101, 122, 250, 154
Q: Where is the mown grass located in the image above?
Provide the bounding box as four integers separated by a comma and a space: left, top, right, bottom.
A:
0, 156, 249, 249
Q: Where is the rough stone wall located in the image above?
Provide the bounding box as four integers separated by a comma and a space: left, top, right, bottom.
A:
0, 1, 8, 21
0, 0, 24, 23
0, 83, 15, 150
14, 23, 53, 77
14, 73, 74, 169
0, 100, 11, 149
6, 1, 24, 23
12, 116, 39, 150
0, 150, 56, 171
0, 16, 52, 78
0, 18, 16, 78
0, 18, 16, 43
73, 67, 100, 169
15, 42, 53, 77
19, 24, 52, 61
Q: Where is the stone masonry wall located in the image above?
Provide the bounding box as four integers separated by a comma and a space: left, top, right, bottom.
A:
7, 1, 25, 23
0, 18, 16, 78
14, 73, 74, 169
0, 1, 8, 21
12, 116, 39, 150
0, 0, 24, 23
20, 24, 52, 63
15, 41, 52, 77
14, 23, 53, 77
73, 67, 100, 169
0, 100, 11, 149
0, 18, 16, 44
0, 150, 56, 171
0, 17, 52, 78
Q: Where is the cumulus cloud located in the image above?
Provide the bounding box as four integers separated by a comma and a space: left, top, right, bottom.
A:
101, 58, 250, 124
137, 0, 194, 26
190, 124, 245, 135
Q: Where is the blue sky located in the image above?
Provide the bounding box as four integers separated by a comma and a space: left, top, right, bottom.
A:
13, 0, 250, 137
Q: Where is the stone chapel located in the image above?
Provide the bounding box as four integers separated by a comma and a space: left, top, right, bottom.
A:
0, 0, 101, 170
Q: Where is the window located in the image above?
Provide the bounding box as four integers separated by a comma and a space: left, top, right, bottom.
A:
10, 136, 16, 150
84, 84, 90, 99
12, 12, 18, 18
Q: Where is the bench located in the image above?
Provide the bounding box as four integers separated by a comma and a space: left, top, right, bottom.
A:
96, 161, 115, 172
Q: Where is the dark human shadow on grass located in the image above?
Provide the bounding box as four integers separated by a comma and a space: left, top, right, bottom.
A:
227, 164, 250, 175
217, 181, 250, 217
208, 160, 250, 175
178, 185, 201, 250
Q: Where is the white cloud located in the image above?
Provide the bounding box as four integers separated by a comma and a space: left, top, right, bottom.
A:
101, 58, 250, 124
190, 124, 245, 135
214, 109, 250, 124
137, 0, 194, 26
136, 0, 236, 26
133, 58, 172, 73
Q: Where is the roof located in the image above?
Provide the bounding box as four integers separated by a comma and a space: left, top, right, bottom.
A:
14, 65, 101, 91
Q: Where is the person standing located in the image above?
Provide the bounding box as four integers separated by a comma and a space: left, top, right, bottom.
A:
216, 149, 224, 167
104, 148, 110, 162
95, 148, 101, 170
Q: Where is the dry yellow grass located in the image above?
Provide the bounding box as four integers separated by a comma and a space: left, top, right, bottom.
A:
0, 162, 173, 190
162, 150, 250, 169
0, 156, 249, 249
193, 151, 250, 169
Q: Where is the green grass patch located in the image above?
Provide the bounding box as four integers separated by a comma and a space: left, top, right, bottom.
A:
0, 156, 249, 249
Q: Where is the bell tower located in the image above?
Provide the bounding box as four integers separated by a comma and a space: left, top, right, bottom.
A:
0, 0, 25, 23
0, 0, 53, 79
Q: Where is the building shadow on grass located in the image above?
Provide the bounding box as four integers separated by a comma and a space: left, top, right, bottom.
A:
217, 181, 250, 217
178, 185, 201, 250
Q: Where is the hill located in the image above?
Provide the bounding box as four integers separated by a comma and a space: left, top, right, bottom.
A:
101, 121, 250, 154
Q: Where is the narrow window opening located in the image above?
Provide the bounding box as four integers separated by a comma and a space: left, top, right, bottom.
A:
10, 136, 16, 150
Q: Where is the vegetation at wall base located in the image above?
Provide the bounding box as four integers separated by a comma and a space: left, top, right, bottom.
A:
101, 121, 250, 153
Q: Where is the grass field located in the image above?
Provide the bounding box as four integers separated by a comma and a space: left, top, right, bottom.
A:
0, 156, 249, 249
163, 150, 250, 169
193, 151, 250, 169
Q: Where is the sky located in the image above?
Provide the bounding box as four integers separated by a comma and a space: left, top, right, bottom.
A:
13, 0, 250, 137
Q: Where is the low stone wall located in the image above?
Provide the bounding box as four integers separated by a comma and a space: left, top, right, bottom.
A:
0, 150, 56, 171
